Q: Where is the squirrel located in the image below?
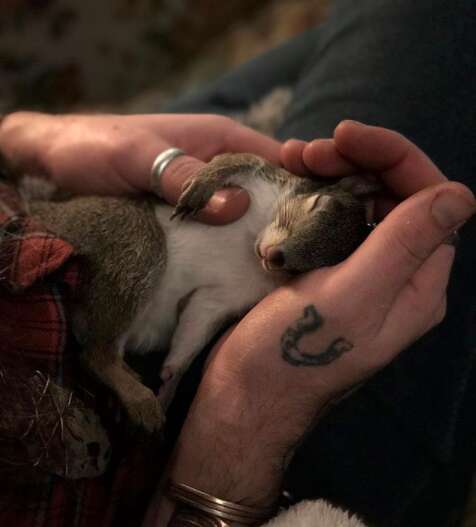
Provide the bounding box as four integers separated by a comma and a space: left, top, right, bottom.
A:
25, 152, 380, 435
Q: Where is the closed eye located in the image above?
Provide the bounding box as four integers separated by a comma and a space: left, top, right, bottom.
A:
277, 199, 292, 229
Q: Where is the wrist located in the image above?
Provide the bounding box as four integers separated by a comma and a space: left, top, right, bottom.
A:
171, 396, 281, 507
169, 372, 329, 509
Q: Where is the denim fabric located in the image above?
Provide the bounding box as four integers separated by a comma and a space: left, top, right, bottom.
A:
164, 2, 476, 525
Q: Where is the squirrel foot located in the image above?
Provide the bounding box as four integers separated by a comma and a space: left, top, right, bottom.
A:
123, 396, 165, 436
158, 367, 182, 410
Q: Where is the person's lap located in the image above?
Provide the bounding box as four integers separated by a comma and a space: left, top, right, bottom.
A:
166, 0, 475, 188
163, 1, 476, 525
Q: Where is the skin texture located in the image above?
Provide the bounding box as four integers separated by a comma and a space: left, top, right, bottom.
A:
23, 151, 376, 434
1, 114, 474, 526
145, 122, 476, 526
0, 112, 281, 224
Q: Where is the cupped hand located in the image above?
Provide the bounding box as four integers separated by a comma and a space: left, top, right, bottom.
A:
208, 121, 469, 398
150, 123, 476, 522
280, 120, 448, 216
0, 112, 280, 224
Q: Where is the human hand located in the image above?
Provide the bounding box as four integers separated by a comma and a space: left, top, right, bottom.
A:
146, 122, 476, 525
280, 120, 448, 217
0, 112, 280, 224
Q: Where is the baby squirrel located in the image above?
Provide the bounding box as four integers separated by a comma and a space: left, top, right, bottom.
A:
26, 153, 379, 434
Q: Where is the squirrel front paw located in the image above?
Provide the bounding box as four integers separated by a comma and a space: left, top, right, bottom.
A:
171, 153, 263, 220
171, 176, 216, 220
158, 366, 183, 410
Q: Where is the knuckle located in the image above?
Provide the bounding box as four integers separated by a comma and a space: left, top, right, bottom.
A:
391, 226, 429, 268
206, 114, 235, 129
218, 114, 235, 127
317, 294, 380, 341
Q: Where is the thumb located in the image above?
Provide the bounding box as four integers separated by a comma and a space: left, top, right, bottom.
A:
340, 181, 476, 306
154, 152, 250, 226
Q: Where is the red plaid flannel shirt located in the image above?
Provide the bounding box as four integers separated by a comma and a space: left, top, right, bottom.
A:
0, 181, 163, 527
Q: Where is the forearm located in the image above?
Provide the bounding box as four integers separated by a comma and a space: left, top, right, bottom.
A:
154, 391, 294, 526
151, 369, 364, 527
153, 326, 334, 526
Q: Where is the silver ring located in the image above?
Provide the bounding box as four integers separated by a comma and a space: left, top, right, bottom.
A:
150, 147, 185, 197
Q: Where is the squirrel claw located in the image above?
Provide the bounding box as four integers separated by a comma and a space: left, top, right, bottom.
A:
170, 206, 191, 221
171, 204, 201, 221
170, 209, 181, 221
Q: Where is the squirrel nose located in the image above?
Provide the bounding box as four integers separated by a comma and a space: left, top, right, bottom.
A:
264, 246, 285, 269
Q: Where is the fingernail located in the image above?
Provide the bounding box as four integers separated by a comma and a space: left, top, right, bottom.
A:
443, 231, 460, 247
432, 190, 476, 228
286, 138, 306, 145
344, 120, 365, 127
208, 187, 245, 212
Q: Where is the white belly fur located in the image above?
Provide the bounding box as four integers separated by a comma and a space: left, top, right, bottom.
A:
124, 177, 284, 370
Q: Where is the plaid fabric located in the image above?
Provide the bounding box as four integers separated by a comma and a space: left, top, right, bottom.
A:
0, 181, 164, 527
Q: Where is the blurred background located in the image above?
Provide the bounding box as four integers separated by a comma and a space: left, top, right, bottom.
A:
0, 0, 329, 114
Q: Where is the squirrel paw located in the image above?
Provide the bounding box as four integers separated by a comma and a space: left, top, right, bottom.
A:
158, 367, 183, 410
171, 176, 216, 220
123, 396, 165, 436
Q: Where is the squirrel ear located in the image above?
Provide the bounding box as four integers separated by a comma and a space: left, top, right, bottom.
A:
304, 193, 334, 212
336, 174, 382, 197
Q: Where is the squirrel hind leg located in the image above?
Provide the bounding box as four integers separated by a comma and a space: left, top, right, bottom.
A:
81, 347, 165, 436
158, 366, 183, 411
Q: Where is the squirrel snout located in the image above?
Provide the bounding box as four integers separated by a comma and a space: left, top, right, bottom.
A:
259, 244, 286, 271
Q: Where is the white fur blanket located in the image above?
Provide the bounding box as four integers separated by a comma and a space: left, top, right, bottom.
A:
263, 500, 367, 527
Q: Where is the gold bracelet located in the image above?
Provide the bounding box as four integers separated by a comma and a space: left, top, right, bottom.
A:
167, 481, 276, 526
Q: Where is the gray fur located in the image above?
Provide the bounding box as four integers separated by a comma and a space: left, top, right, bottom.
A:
28, 195, 167, 434
22, 152, 379, 434
179, 153, 379, 273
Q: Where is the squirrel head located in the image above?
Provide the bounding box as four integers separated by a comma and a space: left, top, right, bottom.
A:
256, 175, 381, 274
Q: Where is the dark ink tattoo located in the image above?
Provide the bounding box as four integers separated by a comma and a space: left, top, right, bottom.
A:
281, 305, 354, 367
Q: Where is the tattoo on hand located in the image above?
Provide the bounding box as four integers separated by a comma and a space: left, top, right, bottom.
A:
281, 305, 353, 367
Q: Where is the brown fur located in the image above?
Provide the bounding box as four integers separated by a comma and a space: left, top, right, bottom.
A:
176, 153, 379, 274
172, 153, 292, 220
28, 195, 166, 434
23, 154, 378, 434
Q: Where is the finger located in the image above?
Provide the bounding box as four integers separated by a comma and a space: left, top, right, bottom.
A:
379, 243, 455, 347
223, 122, 282, 164
159, 155, 250, 226
334, 121, 447, 198
302, 139, 357, 176
280, 139, 311, 175
340, 181, 475, 306
146, 114, 282, 163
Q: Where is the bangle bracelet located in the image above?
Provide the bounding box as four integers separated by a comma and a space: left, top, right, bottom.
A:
168, 505, 229, 526
167, 481, 276, 526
